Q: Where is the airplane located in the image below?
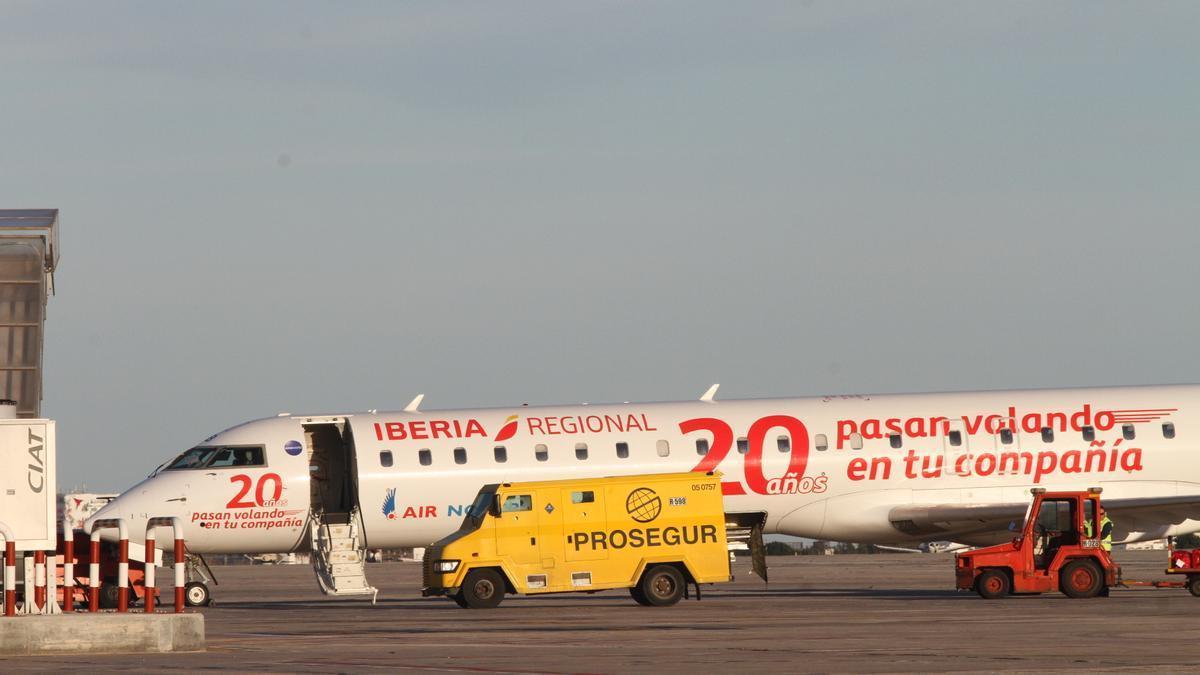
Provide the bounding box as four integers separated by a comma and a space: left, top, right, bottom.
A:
86, 383, 1200, 605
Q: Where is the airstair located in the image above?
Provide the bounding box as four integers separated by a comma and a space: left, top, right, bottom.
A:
0, 210, 58, 417
309, 508, 378, 602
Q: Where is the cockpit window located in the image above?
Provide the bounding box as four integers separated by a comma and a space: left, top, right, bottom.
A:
164, 445, 265, 470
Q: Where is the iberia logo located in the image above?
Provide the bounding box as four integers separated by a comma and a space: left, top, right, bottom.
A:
494, 415, 519, 442
382, 488, 397, 520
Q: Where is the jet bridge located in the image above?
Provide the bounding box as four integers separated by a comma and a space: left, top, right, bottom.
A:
0, 209, 58, 418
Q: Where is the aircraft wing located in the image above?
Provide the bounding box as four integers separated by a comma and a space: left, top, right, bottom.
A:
889, 494, 1200, 544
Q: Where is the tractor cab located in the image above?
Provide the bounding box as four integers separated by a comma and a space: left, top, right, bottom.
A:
956, 488, 1118, 599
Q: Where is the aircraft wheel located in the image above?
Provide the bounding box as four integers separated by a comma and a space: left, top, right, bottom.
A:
1061, 559, 1104, 598
460, 569, 505, 609
184, 581, 212, 607
629, 585, 653, 606
976, 569, 1010, 600
1187, 576, 1200, 598
639, 565, 685, 607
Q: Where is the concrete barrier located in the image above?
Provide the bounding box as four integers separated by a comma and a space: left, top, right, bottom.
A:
0, 613, 204, 655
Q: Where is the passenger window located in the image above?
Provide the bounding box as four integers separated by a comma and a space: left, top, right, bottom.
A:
616, 442, 629, 459
575, 443, 588, 460
535, 444, 549, 462
1123, 424, 1135, 440
815, 434, 828, 451
777, 435, 790, 453
696, 438, 709, 456
379, 450, 393, 467
1041, 427, 1054, 443
948, 430, 962, 447
1163, 422, 1176, 439
418, 449, 432, 466
850, 433, 863, 450
999, 429, 1013, 445
888, 434, 902, 449
571, 491, 594, 504
494, 445, 507, 463
501, 494, 532, 512
453, 447, 467, 465
1082, 426, 1095, 442
737, 437, 749, 454
656, 440, 670, 457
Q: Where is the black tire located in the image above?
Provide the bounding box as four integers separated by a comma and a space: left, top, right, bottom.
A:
460, 569, 505, 609
184, 581, 212, 607
639, 565, 685, 607
976, 569, 1010, 600
629, 585, 653, 606
451, 593, 471, 608
98, 582, 121, 609
1060, 559, 1104, 599
1187, 576, 1200, 598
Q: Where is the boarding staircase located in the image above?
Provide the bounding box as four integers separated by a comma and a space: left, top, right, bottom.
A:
309, 508, 378, 603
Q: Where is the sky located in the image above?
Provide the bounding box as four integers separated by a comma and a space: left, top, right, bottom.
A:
1, 1, 1198, 492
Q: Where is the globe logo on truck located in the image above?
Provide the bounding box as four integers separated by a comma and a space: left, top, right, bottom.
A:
626, 487, 661, 523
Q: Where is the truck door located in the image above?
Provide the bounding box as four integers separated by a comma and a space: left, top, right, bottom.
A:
536, 488, 565, 570
494, 491, 540, 567
563, 487, 607, 562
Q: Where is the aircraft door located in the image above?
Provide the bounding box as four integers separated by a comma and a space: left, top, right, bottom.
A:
494, 491, 540, 567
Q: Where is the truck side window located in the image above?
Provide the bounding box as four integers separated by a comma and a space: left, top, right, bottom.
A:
535, 444, 549, 462
379, 450, 393, 467
501, 494, 532, 512
571, 491, 594, 504
418, 449, 432, 466
616, 442, 629, 459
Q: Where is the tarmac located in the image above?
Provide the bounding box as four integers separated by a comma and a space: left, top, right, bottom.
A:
8, 549, 1200, 673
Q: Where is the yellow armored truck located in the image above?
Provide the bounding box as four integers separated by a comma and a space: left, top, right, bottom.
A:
422, 472, 741, 608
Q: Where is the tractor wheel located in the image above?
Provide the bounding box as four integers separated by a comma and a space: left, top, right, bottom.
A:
976, 569, 1010, 600
1187, 576, 1200, 598
1061, 559, 1104, 598
460, 569, 505, 609
639, 565, 685, 607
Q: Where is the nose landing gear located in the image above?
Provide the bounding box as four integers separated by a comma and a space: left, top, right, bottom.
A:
184, 553, 217, 606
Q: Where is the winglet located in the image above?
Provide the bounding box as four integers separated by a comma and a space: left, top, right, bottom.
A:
700, 384, 720, 403
404, 394, 425, 413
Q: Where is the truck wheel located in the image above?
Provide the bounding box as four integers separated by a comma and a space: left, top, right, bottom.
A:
1187, 576, 1200, 598
452, 593, 471, 608
460, 569, 505, 609
976, 569, 1010, 600
639, 565, 685, 607
629, 585, 652, 606
184, 581, 212, 607
1061, 559, 1104, 598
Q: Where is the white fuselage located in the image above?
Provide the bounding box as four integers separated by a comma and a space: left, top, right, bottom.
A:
90, 384, 1200, 553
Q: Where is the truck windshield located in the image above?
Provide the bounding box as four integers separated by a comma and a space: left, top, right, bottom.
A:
463, 490, 496, 531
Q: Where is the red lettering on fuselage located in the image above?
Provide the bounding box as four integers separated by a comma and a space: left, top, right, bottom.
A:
373, 420, 488, 441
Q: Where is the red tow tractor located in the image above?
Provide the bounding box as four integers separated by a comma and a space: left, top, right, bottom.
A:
955, 487, 1200, 599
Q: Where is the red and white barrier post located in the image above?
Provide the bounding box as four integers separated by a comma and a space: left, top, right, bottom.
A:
0, 522, 15, 617
144, 516, 185, 614
34, 551, 46, 611
86, 518, 129, 613
62, 517, 75, 612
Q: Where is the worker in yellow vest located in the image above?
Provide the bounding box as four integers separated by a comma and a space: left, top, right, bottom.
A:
1084, 511, 1114, 552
